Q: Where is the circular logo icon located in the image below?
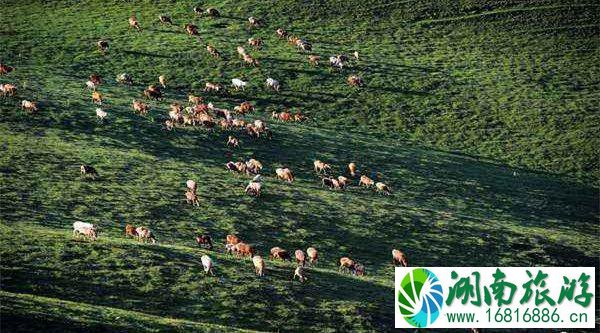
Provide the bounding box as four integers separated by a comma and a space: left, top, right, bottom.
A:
397, 268, 443, 327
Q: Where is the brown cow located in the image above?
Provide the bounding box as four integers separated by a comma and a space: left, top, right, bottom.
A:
308, 55, 320, 66
0, 83, 16, 97
339, 257, 365, 276
275, 168, 294, 183
227, 136, 239, 148
185, 23, 199, 36
185, 189, 200, 206
276, 28, 288, 38
235, 101, 254, 114
188, 94, 203, 105
132, 100, 149, 115
307, 247, 318, 265
375, 182, 392, 195
293, 266, 307, 282
206, 44, 220, 58
92, 91, 102, 104
226, 234, 241, 245
128, 14, 141, 30
392, 249, 408, 267
136, 226, 157, 244
337, 176, 350, 189
89, 74, 102, 85
125, 224, 137, 238
271, 111, 292, 122
0, 63, 15, 75
322, 177, 340, 190
21, 100, 38, 113
242, 53, 259, 66
196, 234, 213, 250
245, 181, 261, 197
203, 82, 222, 93
359, 175, 374, 188
234, 242, 255, 257
248, 38, 262, 49
347, 75, 364, 87
270, 247, 291, 261
143, 85, 162, 100
248, 17, 263, 28
313, 160, 331, 174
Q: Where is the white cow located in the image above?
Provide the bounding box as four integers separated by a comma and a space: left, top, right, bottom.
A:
95, 108, 107, 121
73, 221, 98, 240
231, 78, 247, 91
201, 255, 215, 275
265, 78, 280, 92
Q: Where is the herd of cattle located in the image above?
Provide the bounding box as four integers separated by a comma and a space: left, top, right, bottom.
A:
2, 6, 406, 283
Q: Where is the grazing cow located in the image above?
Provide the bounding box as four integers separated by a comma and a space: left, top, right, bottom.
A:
143, 85, 162, 100
206, 44, 220, 58
0, 83, 16, 97
136, 226, 157, 244
246, 159, 263, 174
275, 168, 294, 183
295, 249, 306, 267
234, 101, 254, 114
132, 100, 149, 115
186, 189, 200, 206
89, 74, 102, 85
226, 234, 241, 245
245, 180, 262, 197
116, 73, 133, 85
375, 182, 392, 195
201, 255, 215, 275
165, 119, 175, 131
203, 82, 222, 93
347, 75, 363, 87
0, 63, 15, 75
337, 176, 349, 189
85, 80, 98, 91
234, 242, 255, 257
329, 55, 345, 69
73, 221, 98, 241
339, 257, 365, 276
313, 160, 331, 174
232, 118, 246, 128
293, 266, 307, 282
225, 243, 236, 255
196, 234, 213, 250
205, 8, 220, 17
248, 38, 262, 49
307, 247, 318, 265
92, 91, 102, 104
125, 224, 137, 238
353, 51, 359, 60
80, 164, 98, 178
348, 162, 357, 177
185, 23, 199, 36
322, 177, 340, 190
308, 55, 320, 66
276, 28, 288, 38
169, 103, 183, 122
253, 119, 266, 132
188, 94, 203, 105
159, 75, 167, 88
129, 14, 141, 30
95, 108, 107, 121
265, 78, 280, 92
227, 135, 239, 148
231, 78, 247, 91
392, 249, 408, 267
359, 175, 374, 188
253, 255, 265, 276
242, 53, 259, 66
270, 247, 291, 261
193, 6, 203, 15
97, 40, 109, 53
294, 112, 307, 122
271, 110, 292, 122
158, 15, 172, 25
186, 179, 197, 193
225, 161, 241, 173
248, 17, 263, 27
295, 39, 312, 51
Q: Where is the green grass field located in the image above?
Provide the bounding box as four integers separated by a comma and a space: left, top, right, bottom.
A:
1, 0, 598, 332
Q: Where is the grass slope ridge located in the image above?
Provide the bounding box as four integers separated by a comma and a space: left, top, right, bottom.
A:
0, 0, 598, 332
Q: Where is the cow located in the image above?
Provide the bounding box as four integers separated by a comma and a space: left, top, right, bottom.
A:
201, 255, 215, 275
276, 28, 288, 38
89, 74, 102, 85
186, 179, 197, 193
125, 224, 137, 238
143, 85, 162, 100
196, 234, 213, 250
322, 177, 340, 190
248, 37, 262, 49
95, 108, 107, 121
329, 55, 345, 69
234, 101, 254, 114
392, 249, 408, 267
0, 63, 15, 75
294, 112, 307, 122
231, 78, 247, 91
237, 46, 247, 58
293, 266, 307, 282
339, 257, 365, 276
227, 136, 239, 148
308, 55, 320, 66
188, 94, 203, 105
226, 234, 241, 245
193, 6, 203, 15
205, 8, 220, 17
203, 82, 222, 93
248, 17, 263, 27
253, 255, 265, 276
80, 164, 98, 179
348, 162, 357, 177
73, 221, 98, 241
295, 250, 306, 267
186, 189, 200, 206
97, 40, 109, 53
0, 84, 16, 97
92, 91, 102, 104
132, 100, 149, 115
232, 118, 246, 128
158, 15, 172, 25
234, 242, 255, 257
359, 175, 374, 188
116, 73, 133, 85
185, 23, 199, 36
159, 75, 167, 88
275, 168, 294, 183
347, 75, 363, 87
337, 176, 349, 189
296, 39, 312, 51
128, 14, 141, 31
270, 247, 291, 261
136, 226, 157, 244
353, 51, 359, 60
242, 53, 259, 66
313, 160, 331, 174
375, 182, 392, 195
245, 180, 261, 197
271, 111, 291, 122
265, 78, 280, 92
307, 247, 318, 265
246, 159, 263, 174
206, 44, 220, 58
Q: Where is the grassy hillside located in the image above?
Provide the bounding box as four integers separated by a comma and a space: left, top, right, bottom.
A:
0, 0, 598, 332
